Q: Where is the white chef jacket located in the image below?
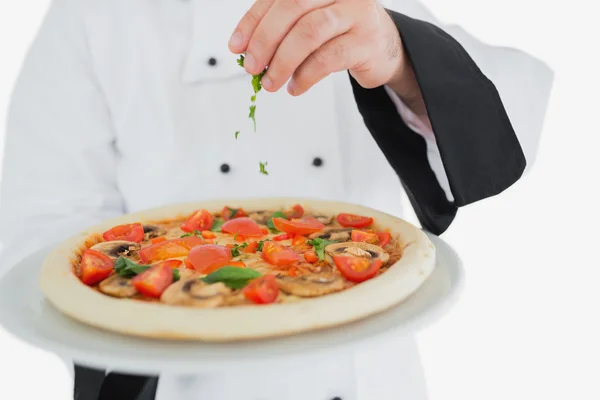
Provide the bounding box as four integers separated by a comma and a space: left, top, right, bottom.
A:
0, 0, 553, 399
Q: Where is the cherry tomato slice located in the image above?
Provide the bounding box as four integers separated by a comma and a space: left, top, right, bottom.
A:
292, 235, 307, 246
286, 204, 304, 219
150, 236, 167, 244
221, 217, 264, 237
304, 250, 319, 263
187, 244, 233, 274
244, 241, 258, 254
243, 275, 279, 304
132, 263, 174, 298
138, 237, 205, 263
261, 242, 301, 266
102, 223, 145, 243
273, 233, 293, 241
333, 256, 383, 283
181, 209, 214, 233
272, 216, 325, 235
201, 230, 217, 239
222, 206, 247, 221
336, 213, 374, 229
377, 231, 391, 247
351, 230, 379, 244
227, 261, 246, 268
155, 259, 183, 269
79, 249, 114, 286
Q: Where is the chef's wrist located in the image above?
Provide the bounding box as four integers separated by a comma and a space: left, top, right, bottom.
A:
382, 12, 427, 119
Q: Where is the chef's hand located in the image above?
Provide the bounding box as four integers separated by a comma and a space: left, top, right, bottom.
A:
228, 0, 424, 114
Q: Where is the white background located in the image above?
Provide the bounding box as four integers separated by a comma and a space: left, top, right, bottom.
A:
1, 1, 599, 399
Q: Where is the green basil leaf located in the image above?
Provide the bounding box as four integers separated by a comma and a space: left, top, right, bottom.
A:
173, 269, 180, 282
266, 211, 287, 232
114, 257, 150, 278
211, 219, 225, 232
200, 266, 261, 289
307, 238, 336, 261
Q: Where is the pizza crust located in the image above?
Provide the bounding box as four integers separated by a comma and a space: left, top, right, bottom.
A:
38, 197, 436, 341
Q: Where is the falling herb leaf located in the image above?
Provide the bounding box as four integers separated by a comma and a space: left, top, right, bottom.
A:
236, 54, 269, 171
259, 161, 268, 175
252, 71, 266, 94
234, 131, 240, 139
236, 54, 245, 67
249, 104, 257, 132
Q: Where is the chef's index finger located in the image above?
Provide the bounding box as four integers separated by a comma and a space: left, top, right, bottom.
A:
243, 0, 336, 75
229, 0, 276, 54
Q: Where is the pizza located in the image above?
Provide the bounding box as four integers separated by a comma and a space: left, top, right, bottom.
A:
39, 198, 436, 341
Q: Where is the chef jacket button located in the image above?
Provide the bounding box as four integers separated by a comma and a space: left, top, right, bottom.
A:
220, 163, 230, 173
331, 397, 342, 400
208, 57, 218, 67
312, 157, 324, 167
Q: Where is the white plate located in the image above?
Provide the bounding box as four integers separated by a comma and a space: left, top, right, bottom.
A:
0, 233, 463, 375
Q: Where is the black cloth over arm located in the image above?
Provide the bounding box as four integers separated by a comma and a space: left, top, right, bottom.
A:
350, 10, 526, 235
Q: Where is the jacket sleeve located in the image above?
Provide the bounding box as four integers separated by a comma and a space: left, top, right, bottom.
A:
0, 0, 125, 275
350, 4, 553, 235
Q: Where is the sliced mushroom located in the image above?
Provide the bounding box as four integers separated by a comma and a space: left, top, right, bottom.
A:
90, 241, 141, 259
98, 274, 137, 298
312, 215, 334, 225
324, 242, 390, 265
309, 228, 352, 241
276, 272, 345, 297
143, 225, 167, 240
247, 210, 273, 225
160, 278, 231, 308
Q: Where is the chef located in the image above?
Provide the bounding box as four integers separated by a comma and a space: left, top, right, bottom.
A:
0, 0, 552, 399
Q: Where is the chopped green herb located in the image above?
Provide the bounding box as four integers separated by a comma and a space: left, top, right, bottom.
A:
233, 232, 239, 241
173, 269, 180, 282
307, 238, 336, 261
267, 211, 287, 232
235, 53, 269, 170
114, 257, 150, 278
227, 207, 239, 219
259, 161, 268, 175
211, 219, 225, 232
251, 70, 266, 95
181, 230, 203, 239
249, 104, 257, 132
230, 242, 248, 257
237, 54, 245, 67
257, 240, 270, 252
235, 131, 240, 139
200, 266, 261, 289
